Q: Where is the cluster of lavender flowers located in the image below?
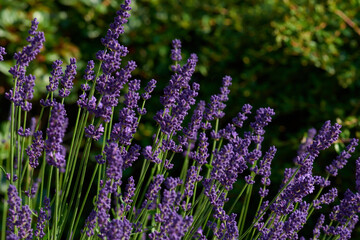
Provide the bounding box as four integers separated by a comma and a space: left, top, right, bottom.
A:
2, 1, 360, 239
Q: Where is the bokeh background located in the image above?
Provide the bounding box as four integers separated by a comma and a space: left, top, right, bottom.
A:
1, 0, 360, 237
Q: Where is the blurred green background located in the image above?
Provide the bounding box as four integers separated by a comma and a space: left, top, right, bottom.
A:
1, 0, 360, 237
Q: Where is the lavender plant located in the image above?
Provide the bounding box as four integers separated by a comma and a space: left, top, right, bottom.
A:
1, 1, 360, 239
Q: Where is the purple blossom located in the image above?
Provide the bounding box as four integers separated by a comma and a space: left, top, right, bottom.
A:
155, 58, 199, 135
294, 121, 341, 175
190, 132, 209, 165
123, 176, 135, 205
123, 144, 141, 169
211, 142, 247, 190
17, 126, 31, 137
142, 145, 161, 164
104, 142, 123, 185
210, 213, 239, 240
313, 187, 338, 209
184, 166, 202, 197
281, 173, 315, 203
35, 197, 51, 238
97, 181, 111, 236
159, 53, 198, 110
104, 218, 132, 240
146, 174, 165, 203
307, 121, 342, 157
17, 205, 33, 239
7, 185, 21, 235
250, 107, 275, 145
232, 104, 252, 128
84, 60, 95, 81
282, 201, 309, 239
326, 138, 358, 177
8, 18, 45, 79
82, 210, 97, 237
46, 59, 63, 92
141, 79, 157, 100
45, 102, 68, 171
313, 214, 325, 239
85, 124, 104, 141
124, 79, 141, 109
24, 178, 40, 198
111, 108, 138, 145
183, 100, 206, 142
330, 189, 360, 225
26, 130, 44, 168
59, 58, 77, 98
0, 46, 6, 61
356, 157, 360, 192
171, 39, 182, 72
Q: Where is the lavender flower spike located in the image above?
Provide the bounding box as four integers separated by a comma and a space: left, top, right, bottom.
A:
326, 138, 358, 177
356, 157, 360, 192
46, 59, 63, 92
0, 46, 7, 61
59, 57, 77, 98
45, 102, 68, 171
171, 39, 182, 72
26, 130, 44, 168
7, 185, 21, 236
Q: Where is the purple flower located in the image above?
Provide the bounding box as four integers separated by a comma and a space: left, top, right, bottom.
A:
45, 102, 68, 171
104, 142, 123, 184
123, 144, 141, 169
191, 132, 209, 165
84, 60, 95, 81
85, 124, 104, 141
282, 201, 309, 239
17, 205, 33, 239
146, 174, 165, 202
281, 173, 315, 203
35, 197, 51, 238
356, 157, 360, 192
184, 166, 202, 197
307, 121, 342, 157
211, 143, 246, 190
59, 57, 77, 98
232, 104, 252, 128
8, 18, 45, 78
7, 185, 21, 235
313, 214, 325, 239
104, 218, 132, 240
24, 178, 40, 198
46, 60, 63, 92
123, 176, 135, 205
97, 181, 111, 236
204, 76, 232, 122
155, 54, 199, 135
171, 39, 182, 72
26, 130, 44, 168
5, 19, 44, 110
142, 145, 161, 164
111, 108, 138, 145
210, 213, 239, 240
0, 46, 6, 61
250, 107, 275, 145
183, 100, 206, 142
313, 187, 338, 210
82, 210, 96, 237
17, 126, 31, 137
326, 138, 358, 177
141, 79, 157, 101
